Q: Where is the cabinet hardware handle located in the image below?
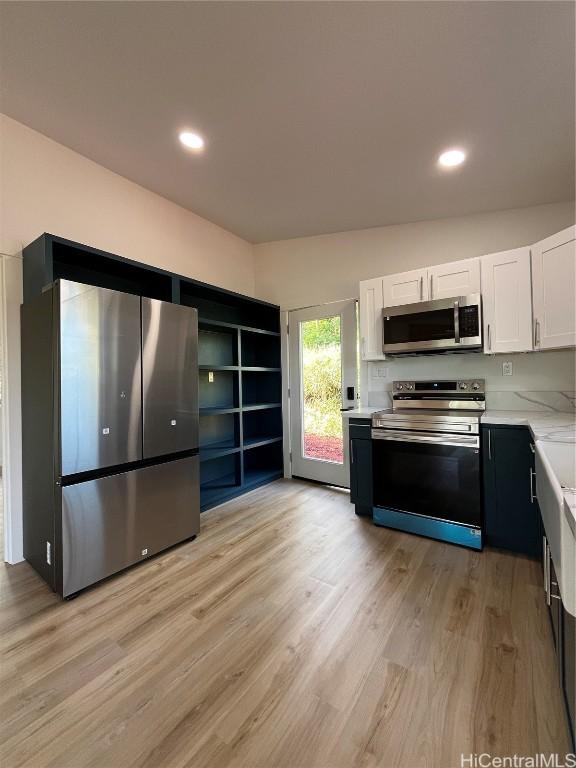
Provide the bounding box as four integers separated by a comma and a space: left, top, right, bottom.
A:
534, 318, 540, 348
430, 274, 433, 298
487, 429, 491, 460
487, 324, 491, 351
544, 538, 551, 606
351, 443, 355, 464
419, 276, 423, 300
543, 536, 548, 598
550, 593, 562, 602
529, 443, 535, 454
529, 468, 537, 503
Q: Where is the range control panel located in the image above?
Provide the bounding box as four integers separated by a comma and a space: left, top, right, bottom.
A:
393, 379, 485, 394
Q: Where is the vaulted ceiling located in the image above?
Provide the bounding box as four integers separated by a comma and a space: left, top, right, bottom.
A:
1, 1, 574, 243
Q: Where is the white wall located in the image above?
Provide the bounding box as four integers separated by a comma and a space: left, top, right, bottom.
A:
0, 115, 255, 294
254, 202, 575, 309
0, 115, 256, 563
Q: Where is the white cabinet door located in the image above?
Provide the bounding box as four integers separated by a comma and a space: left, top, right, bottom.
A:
532, 226, 576, 350
428, 258, 480, 300
382, 268, 428, 307
481, 247, 533, 353
359, 277, 385, 360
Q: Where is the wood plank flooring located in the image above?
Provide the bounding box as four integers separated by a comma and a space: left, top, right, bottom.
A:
0, 478, 572, 767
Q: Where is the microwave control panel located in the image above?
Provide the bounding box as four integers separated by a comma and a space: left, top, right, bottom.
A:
459, 305, 480, 338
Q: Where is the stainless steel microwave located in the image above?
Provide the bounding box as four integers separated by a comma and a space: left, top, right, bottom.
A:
382, 294, 482, 355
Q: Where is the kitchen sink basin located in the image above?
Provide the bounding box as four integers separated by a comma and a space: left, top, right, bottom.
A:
538, 441, 575, 490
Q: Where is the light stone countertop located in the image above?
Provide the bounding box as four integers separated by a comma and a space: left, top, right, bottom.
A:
341, 407, 384, 420
480, 410, 576, 443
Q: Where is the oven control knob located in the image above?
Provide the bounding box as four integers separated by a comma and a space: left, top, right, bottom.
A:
471, 381, 481, 391
459, 382, 468, 390
397, 383, 404, 390
405, 382, 413, 390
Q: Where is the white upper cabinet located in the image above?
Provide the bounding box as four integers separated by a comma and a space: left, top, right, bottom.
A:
531, 226, 576, 350
481, 247, 533, 354
382, 268, 428, 307
428, 258, 480, 300
359, 277, 385, 360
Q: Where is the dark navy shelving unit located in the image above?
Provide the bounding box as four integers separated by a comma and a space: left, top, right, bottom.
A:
195, 323, 283, 510
23, 233, 283, 513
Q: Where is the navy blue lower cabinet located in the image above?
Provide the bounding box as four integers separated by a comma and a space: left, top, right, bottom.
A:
349, 419, 372, 516
562, 606, 575, 747
482, 425, 540, 557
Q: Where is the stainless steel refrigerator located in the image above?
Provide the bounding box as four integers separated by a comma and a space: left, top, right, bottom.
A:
21, 280, 200, 597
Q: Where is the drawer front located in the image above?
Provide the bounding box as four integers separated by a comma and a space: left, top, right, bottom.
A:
349, 421, 372, 440
62, 456, 199, 596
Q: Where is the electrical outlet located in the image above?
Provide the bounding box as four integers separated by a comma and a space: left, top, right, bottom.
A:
208, 371, 214, 383
378, 366, 388, 378
502, 361, 513, 376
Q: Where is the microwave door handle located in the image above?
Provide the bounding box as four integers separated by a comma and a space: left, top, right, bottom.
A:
454, 300, 460, 344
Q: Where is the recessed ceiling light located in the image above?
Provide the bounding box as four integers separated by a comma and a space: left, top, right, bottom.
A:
438, 148, 466, 168
179, 131, 205, 151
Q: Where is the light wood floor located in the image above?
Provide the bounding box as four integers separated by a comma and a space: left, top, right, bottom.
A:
0, 479, 572, 768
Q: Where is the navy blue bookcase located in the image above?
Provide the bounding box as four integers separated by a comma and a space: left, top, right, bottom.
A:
22, 233, 283, 511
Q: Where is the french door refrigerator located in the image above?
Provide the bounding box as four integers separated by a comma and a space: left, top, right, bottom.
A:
21, 280, 199, 597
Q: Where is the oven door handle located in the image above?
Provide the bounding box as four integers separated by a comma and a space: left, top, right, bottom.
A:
372, 429, 479, 449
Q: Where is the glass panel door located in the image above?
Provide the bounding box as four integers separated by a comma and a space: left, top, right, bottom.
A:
301, 315, 343, 464
289, 301, 357, 487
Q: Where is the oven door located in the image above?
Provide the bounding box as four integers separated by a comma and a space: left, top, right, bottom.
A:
382, 295, 482, 354
372, 430, 481, 526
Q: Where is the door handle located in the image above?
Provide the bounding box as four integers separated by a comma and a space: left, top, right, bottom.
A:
487, 324, 491, 351
429, 274, 433, 299
419, 276, 423, 300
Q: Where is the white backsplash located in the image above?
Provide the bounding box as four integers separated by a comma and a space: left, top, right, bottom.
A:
365, 348, 576, 412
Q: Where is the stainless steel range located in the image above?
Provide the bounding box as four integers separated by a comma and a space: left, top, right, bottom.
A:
371, 379, 485, 550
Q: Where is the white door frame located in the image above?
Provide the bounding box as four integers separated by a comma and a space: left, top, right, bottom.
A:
1, 253, 24, 564
287, 299, 357, 487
